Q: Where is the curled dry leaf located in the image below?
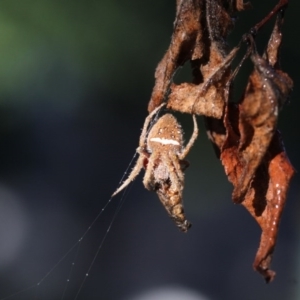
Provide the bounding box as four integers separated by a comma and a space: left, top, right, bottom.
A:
145, 0, 294, 282
244, 131, 294, 282
167, 46, 239, 119
229, 33, 292, 202
147, 0, 204, 113
219, 14, 294, 281
148, 0, 241, 118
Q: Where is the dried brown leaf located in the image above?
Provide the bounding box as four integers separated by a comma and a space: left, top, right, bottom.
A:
219, 14, 294, 281
233, 57, 280, 202
145, 0, 294, 283
167, 46, 239, 118
148, 0, 204, 112
148, 0, 240, 116
241, 132, 294, 282
232, 27, 293, 202
219, 108, 295, 282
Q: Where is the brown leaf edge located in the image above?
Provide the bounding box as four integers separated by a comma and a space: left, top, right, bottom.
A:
218, 13, 294, 281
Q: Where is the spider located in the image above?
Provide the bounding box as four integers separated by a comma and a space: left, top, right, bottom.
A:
112, 103, 198, 232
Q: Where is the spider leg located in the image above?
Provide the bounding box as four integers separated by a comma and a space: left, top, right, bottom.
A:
142, 152, 158, 190
112, 103, 165, 197
112, 153, 145, 197
112, 103, 166, 197
173, 157, 185, 183
166, 155, 184, 192
178, 114, 198, 160
139, 103, 166, 147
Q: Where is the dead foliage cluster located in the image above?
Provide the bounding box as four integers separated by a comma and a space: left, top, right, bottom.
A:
147, 0, 294, 282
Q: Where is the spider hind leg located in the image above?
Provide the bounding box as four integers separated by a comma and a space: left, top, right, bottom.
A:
112, 155, 144, 197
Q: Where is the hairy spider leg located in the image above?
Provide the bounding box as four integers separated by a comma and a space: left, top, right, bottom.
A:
142, 157, 155, 191
168, 153, 184, 185
111, 153, 145, 197
138, 103, 166, 148
167, 156, 188, 226
178, 114, 198, 160
112, 103, 166, 197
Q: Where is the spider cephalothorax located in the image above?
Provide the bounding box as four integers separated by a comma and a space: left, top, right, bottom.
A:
112, 103, 198, 232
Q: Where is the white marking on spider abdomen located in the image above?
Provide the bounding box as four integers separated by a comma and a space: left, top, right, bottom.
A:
150, 137, 180, 145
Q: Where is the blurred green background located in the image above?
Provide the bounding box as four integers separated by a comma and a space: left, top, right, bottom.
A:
0, 1, 299, 299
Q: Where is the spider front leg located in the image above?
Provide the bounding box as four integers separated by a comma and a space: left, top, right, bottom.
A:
111, 153, 145, 197
178, 114, 198, 160
138, 103, 166, 147
112, 103, 166, 197
142, 156, 157, 191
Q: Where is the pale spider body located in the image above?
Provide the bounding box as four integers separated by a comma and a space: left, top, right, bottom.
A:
112, 103, 198, 232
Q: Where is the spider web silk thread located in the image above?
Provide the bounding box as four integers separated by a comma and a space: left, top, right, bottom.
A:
72, 106, 165, 299
0, 107, 164, 300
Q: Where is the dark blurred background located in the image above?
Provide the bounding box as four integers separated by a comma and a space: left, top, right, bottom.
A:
0, 1, 299, 299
